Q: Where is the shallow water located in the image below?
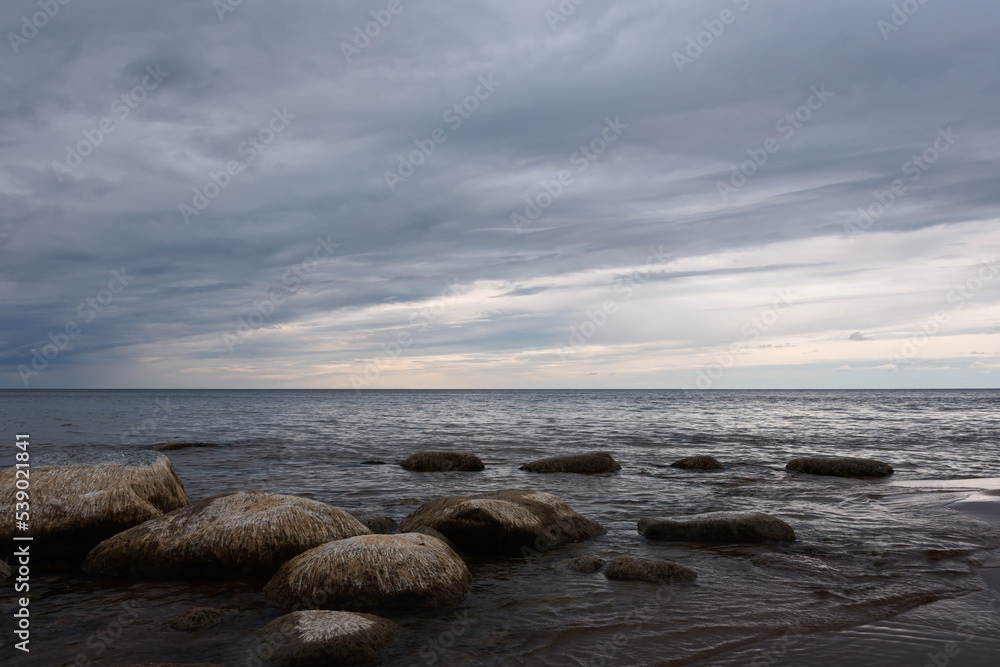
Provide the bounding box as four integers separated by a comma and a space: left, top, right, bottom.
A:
2, 389, 999, 665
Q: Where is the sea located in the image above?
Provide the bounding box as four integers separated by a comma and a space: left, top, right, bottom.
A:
2, 389, 999, 666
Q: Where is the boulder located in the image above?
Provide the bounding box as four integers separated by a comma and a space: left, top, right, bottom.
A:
671, 455, 722, 470
555, 555, 606, 573
84, 491, 371, 578
786, 457, 894, 477
153, 442, 221, 451
170, 607, 226, 632
246, 610, 399, 667
639, 511, 795, 544
399, 489, 606, 555
520, 451, 621, 474
604, 556, 697, 584
264, 533, 472, 611
0, 450, 187, 559
353, 514, 397, 534
400, 451, 484, 472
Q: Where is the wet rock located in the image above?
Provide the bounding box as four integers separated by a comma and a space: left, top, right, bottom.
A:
604, 556, 697, 584
169, 607, 227, 632
786, 456, 894, 477
639, 511, 795, 544
410, 526, 457, 551
0, 450, 187, 560
400, 451, 485, 472
671, 455, 723, 470
353, 514, 398, 534
399, 489, 606, 555
246, 610, 399, 667
520, 451, 621, 474
84, 491, 371, 578
264, 533, 472, 611
361, 460, 387, 465
153, 442, 221, 451
555, 555, 606, 573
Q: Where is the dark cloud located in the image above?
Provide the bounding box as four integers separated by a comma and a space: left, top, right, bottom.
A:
1, 0, 998, 388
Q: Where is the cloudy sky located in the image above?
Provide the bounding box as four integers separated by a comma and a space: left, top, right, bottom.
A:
1, 0, 998, 389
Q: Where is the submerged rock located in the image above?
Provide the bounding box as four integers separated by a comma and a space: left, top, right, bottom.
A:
671, 455, 723, 470
84, 491, 371, 578
153, 441, 221, 451
170, 607, 226, 632
353, 514, 398, 534
399, 489, 606, 555
639, 511, 795, 544
0, 450, 187, 559
555, 555, 606, 573
786, 457, 894, 477
604, 556, 697, 584
246, 610, 399, 667
520, 451, 622, 474
401, 451, 485, 471
264, 533, 472, 611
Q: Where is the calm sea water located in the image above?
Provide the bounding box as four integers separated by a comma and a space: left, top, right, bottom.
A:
2, 389, 999, 666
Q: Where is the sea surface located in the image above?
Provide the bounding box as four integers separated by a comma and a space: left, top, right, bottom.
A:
2, 389, 999, 666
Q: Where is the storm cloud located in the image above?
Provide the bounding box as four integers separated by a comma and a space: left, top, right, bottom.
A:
1, 0, 998, 388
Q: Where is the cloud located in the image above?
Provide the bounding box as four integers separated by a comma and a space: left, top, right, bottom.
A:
836, 365, 853, 372
1, 1, 1000, 388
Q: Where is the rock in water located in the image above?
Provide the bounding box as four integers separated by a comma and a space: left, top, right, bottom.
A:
264, 533, 472, 611
0, 450, 187, 559
555, 555, 606, 573
786, 456, 894, 477
353, 514, 398, 534
638, 511, 795, 543
399, 489, 606, 555
246, 610, 399, 667
153, 441, 221, 451
604, 556, 697, 584
84, 491, 371, 578
400, 451, 485, 471
671, 455, 723, 470
170, 607, 226, 632
520, 451, 621, 474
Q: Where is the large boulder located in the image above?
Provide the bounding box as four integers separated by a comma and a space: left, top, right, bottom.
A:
264, 533, 472, 611
520, 451, 621, 474
671, 455, 723, 470
604, 556, 697, 584
246, 610, 399, 667
0, 450, 187, 559
399, 489, 606, 555
400, 451, 484, 472
786, 456, 894, 477
84, 491, 371, 578
353, 514, 397, 534
639, 511, 795, 544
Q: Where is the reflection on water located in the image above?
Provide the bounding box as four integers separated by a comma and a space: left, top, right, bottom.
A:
1, 390, 998, 665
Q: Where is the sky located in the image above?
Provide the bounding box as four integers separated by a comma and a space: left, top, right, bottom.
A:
1, 0, 998, 389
